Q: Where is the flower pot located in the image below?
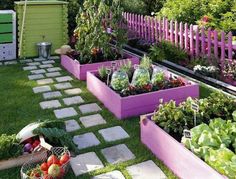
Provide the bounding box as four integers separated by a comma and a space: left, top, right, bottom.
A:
87, 70, 199, 119
61, 52, 139, 81
140, 114, 227, 179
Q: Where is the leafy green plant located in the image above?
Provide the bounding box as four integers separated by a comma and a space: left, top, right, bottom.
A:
140, 55, 153, 70
98, 66, 108, 80
149, 45, 165, 61
131, 67, 150, 87
119, 60, 133, 79
0, 134, 22, 160
111, 70, 129, 91
74, 0, 127, 64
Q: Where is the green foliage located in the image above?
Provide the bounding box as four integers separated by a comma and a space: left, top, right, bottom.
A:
0, 134, 22, 160
131, 67, 150, 87
33, 127, 78, 153
152, 92, 236, 135
119, 60, 133, 79
98, 66, 108, 80
39, 120, 65, 129
140, 55, 152, 70
149, 41, 188, 63
74, 0, 127, 63
111, 70, 129, 91
182, 118, 236, 178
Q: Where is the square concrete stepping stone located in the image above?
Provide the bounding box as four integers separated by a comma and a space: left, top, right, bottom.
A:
54, 82, 72, 90
40, 100, 61, 109
65, 119, 80, 132
64, 88, 82, 95
43, 91, 62, 99
37, 78, 54, 85
93, 170, 125, 179
46, 72, 61, 77
4, 61, 17, 65
23, 66, 37, 71
27, 62, 41, 66
34, 58, 45, 62
79, 103, 102, 114
80, 114, 106, 128
47, 67, 62, 72
54, 107, 78, 119
0, 62, 2, 65
31, 69, 46, 74
101, 144, 135, 164
33, 86, 51, 93
28, 74, 44, 80
20, 59, 32, 63
39, 64, 54, 69
126, 160, 167, 179
55, 76, 73, 82
70, 152, 104, 176
63, 96, 84, 106
42, 60, 55, 64
99, 126, 129, 142
73, 132, 100, 149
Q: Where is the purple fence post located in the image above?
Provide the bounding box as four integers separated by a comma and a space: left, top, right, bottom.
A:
134, 14, 137, 37
195, 26, 200, 57
228, 32, 233, 60
141, 15, 144, 39
190, 25, 194, 57
144, 16, 147, 41
207, 28, 212, 59
159, 18, 162, 41
213, 30, 218, 59
180, 22, 183, 48
155, 18, 159, 43
221, 31, 225, 64
170, 20, 174, 44
163, 17, 166, 40
148, 16, 152, 42
132, 13, 135, 31
152, 17, 155, 43
175, 21, 178, 46
128, 13, 131, 29
201, 27, 206, 55
166, 19, 169, 41
184, 23, 188, 51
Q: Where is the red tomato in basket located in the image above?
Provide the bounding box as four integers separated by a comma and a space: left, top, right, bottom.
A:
40, 162, 48, 171
32, 140, 40, 148
60, 153, 70, 165
47, 155, 60, 166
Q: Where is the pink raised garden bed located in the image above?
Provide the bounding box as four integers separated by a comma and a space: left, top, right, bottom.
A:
87, 70, 199, 119
61, 53, 139, 80
140, 114, 227, 179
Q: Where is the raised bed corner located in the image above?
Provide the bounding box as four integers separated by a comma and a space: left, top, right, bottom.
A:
140, 114, 227, 179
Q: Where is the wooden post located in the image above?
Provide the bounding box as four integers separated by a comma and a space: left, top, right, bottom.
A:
213, 30, 218, 59
228, 32, 233, 60
190, 24, 194, 57
159, 18, 162, 41
170, 20, 174, 44
201, 27, 205, 55
184, 23, 188, 51
195, 26, 200, 57
166, 19, 169, 41
180, 22, 183, 48
175, 21, 178, 46
207, 28, 212, 59
221, 31, 225, 64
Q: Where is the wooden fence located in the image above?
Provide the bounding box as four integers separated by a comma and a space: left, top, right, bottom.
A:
123, 12, 236, 63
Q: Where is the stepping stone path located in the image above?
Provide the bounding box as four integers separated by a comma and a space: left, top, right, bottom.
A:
64, 88, 82, 95
46, 72, 61, 77
80, 114, 106, 128
63, 96, 84, 106
99, 126, 130, 142
126, 160, 167, 179
4, 61, 18, 65
22, 57, 167, 178
73, 132, 100, 149
55, 76, 73, 82
79, 103, 102, 114
40, 100, 61, 109
93, 171, 125, 179
37, 78, 54, 85
70, 152, 104, 176
33, 86, 51, 93
101, 144, 135, 164
65, 120, 80, 132
28, 74, 44, 80
54, 107, 78, 119
54, 82, 72, 90
43, 91, 62, 100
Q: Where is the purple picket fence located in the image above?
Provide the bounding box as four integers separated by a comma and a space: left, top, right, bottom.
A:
122, 12, 236, 64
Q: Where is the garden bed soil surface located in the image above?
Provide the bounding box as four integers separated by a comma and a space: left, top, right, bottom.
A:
87, 70, 199, 119
140, 114, 227, 179
61, 52, 139, 80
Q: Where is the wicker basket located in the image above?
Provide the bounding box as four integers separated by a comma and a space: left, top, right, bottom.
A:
21, 147, 70, 179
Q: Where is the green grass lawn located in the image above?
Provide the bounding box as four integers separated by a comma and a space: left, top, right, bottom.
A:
0, 62, 213, 179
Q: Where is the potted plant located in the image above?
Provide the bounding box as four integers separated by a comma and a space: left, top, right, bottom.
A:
87, 56, 199, 119
60, 0, 139, 80
140, 92, 236, 179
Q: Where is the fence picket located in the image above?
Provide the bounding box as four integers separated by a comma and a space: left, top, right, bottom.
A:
228, 32, 233, 60
195, 26, 200, 56
190, 25, 194, 56
163, 17, 166, 40
170, 20, 174, 44
207, 28, 212, 59
180, 22, 183, 48
184, 23, 188, 50
221, 31, 225, 62
213, 30, 218, 59
166, 19, 169, 41
175, 21, 178, 46
159, 18, 162, 41
201, 27, 206, 55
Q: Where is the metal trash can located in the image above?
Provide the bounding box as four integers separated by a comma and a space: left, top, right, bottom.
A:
37, 42, 52, 59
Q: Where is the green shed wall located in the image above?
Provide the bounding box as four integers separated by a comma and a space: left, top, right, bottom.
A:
15, 1, 68, 58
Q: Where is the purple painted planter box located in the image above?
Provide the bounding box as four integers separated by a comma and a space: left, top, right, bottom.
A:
60, 53, 139, 80
87, 70, 199, 119
140, 114, 227, 179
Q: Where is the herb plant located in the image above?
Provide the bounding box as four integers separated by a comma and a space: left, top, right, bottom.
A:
98, 66, 108, 80
111, 70, 129, 91
131, 67, 150, 87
